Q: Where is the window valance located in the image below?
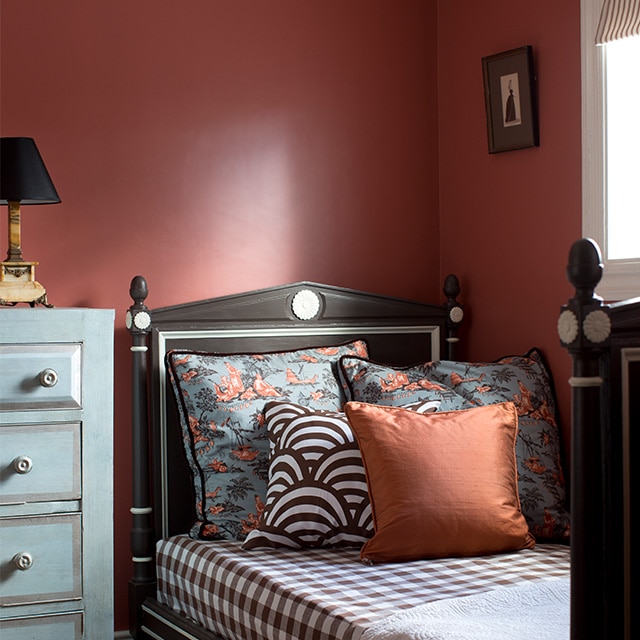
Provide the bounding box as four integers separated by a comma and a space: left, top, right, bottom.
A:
595, 0, 640, 43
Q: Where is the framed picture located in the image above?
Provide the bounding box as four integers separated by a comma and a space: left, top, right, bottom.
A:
482, 46, 539, 154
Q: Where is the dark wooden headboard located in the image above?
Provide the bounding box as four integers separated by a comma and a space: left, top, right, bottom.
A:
126, 276, 463, 631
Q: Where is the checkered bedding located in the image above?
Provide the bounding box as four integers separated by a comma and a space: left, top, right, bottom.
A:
156, 536, 570, 640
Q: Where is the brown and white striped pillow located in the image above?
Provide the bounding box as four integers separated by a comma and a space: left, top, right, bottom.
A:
242, 401, 373, 549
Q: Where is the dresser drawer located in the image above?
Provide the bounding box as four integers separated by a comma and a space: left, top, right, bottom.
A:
0, 344, 82, 411
0, 612, 83, 639
0, 514, 82, 606
0, 423, 81, 505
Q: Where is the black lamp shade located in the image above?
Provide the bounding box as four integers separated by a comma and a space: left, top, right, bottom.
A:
0, 137, 61, 205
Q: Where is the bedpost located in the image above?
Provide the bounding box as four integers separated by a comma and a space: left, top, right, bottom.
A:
127, 276, 155, 639
559, 239, 614, 640
443, 273, 463, 361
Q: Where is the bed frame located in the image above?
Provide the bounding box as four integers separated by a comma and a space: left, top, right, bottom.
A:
559, 238, 639, 640
126, 275, 464, 639
127, 239, 638, 640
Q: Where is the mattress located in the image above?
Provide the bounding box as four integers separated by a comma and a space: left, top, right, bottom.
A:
156, 535, 570, 640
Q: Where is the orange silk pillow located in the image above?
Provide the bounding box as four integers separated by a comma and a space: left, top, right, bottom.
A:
343, 401, 535, 562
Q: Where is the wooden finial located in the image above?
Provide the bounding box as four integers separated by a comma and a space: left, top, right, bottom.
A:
566, 238, 603, 302
443, 273, 461, 301
129, 275, 149, 306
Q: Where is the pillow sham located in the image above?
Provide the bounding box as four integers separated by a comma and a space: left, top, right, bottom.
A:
340, 348, 570, 541
344, 401, 536, 562
242, 398, 440, 550
166, 339, 368, 540
339, 355, 470, 412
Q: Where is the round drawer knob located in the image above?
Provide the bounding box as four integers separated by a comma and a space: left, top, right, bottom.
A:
13, 551, 34, 571
38, 368, 59, 388
13, 455, 33, 474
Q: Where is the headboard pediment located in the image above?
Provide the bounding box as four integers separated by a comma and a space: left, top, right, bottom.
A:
151, 281, 448, 330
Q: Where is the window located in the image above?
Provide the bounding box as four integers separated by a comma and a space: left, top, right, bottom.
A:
605, 36, 640, 260
582, 0, 640, 300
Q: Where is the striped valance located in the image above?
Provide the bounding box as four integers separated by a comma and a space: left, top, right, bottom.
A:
595, 0, 640, 44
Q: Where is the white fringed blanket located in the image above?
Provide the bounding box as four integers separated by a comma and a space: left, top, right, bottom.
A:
363, 578, 569, 640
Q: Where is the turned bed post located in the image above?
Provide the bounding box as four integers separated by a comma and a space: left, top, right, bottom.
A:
559, 239, 614, 640
444, 273, 463, 361
127, 276, 155, 638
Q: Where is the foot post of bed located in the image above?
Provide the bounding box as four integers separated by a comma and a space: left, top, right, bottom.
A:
127, 275, 156, 639
443, 273, 463, 361
559, 238, 616, 640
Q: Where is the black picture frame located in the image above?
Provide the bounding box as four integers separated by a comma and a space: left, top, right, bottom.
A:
482, 46, 539, 154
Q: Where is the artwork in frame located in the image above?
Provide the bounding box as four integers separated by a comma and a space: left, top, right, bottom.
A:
482, 46, 539, 154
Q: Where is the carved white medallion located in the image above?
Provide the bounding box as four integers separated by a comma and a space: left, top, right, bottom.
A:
558, 309, 579, 344
291, 289, 321, 321
583, 309, 611, 343
133, 310, 151, 330
449, 306, 464, 324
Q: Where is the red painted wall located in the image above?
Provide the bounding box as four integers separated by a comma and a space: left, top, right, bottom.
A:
1, 0, 440, 631
437, 1, 582, 452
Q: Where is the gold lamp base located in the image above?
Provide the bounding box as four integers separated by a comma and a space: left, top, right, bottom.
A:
0, 261, 51, 307
1, 139, 61, 307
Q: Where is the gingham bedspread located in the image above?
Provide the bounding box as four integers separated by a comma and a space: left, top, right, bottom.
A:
156, 535, 570, 640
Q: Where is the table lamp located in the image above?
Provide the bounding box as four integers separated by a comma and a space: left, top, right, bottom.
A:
0, 137, 61, 307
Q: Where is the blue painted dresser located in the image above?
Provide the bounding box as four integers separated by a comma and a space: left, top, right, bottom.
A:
0, 308, 114, 639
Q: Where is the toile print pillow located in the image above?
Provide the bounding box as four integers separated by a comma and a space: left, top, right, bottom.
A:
341, 349, 570, 541
166, 339, 368, 540
339, 355, 471, 412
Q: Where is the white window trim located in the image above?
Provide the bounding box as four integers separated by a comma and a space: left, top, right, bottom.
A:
582, 0, 640, 301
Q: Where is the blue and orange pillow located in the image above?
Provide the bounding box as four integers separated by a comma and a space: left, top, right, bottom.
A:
166, 340, 368, 540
